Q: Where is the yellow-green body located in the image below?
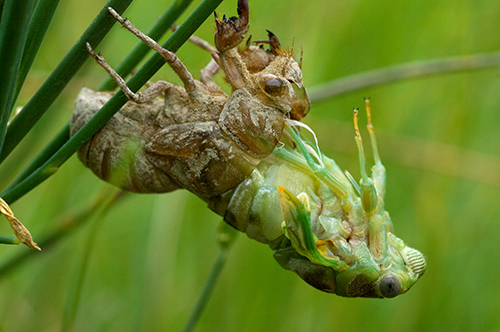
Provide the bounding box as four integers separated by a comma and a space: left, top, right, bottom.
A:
208, 121, 426, 297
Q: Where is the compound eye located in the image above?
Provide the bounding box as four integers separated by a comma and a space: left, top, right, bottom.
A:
379, 275, 401, 298
259, 74, 284, 96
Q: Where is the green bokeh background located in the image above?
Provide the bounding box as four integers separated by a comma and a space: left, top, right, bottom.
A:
1, 0, 500, 331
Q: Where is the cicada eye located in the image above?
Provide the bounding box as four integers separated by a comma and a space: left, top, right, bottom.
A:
379, 275, 401, 298
259, 74, 284, 96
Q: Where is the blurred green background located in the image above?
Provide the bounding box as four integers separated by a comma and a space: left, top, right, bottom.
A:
1, 0, 500, 331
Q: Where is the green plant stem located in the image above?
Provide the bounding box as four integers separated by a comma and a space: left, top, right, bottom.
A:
183, 222, 238, 332
0, 0, 224, 205
0, 0, 133, 164
60, 218, 101, 332
0, 235, 20, 245
183, 249, 229, 332
99, 0, 194, 91
13, 0, 61, 104
0, 0, 35, 154
60, 188, 121, 332
308, 51, 500, 102
6, 124, 69, 190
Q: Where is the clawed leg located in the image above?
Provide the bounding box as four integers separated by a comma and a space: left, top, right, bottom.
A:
214, 0, 249, 52
86, 42, 171, 103
213, 0, 251, 90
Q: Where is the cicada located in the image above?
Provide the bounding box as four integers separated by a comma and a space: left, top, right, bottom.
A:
71, 0, 426, 298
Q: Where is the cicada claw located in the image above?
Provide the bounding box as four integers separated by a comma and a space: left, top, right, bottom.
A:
214, 0, 249, 52
254, 30, 285, 55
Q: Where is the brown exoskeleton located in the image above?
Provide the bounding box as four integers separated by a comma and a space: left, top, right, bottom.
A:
71, 0, 310, 199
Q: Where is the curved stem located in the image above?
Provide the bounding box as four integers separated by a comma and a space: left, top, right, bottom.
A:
183, 222, 238, 332
308, 51, 500, 102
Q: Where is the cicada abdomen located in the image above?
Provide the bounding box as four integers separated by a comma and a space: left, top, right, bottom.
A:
71, 0, 309, 199
209, 101, 426, 298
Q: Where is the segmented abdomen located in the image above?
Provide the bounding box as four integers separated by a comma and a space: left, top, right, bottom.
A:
71, 88, 181, 193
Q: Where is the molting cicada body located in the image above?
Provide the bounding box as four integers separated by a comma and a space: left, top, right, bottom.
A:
212, 103, 427, 297
71, 0, 425, 297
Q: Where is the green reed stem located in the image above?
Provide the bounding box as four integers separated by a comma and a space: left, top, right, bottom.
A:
183, 222, 238, 332
0, 0, 35, 154
308, 51, 500, 102
0, 0, 133, 164
13, 0, 61, 104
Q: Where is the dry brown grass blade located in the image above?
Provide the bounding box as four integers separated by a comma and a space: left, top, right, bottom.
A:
0, 197, 40, 250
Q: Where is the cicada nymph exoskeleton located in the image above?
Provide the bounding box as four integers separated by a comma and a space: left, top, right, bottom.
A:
71, 0, 309, 199
71, 0, 426, 297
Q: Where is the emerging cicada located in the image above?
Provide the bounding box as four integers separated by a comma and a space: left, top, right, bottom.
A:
71, 0, 426, 298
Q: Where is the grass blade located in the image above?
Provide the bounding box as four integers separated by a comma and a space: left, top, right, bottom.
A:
0, 0, 35, 153
13, 0, 61, 104
0, 0, 133, 164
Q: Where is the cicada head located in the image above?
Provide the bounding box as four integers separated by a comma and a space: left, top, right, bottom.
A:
238, 30, 310, 121
333, 233, 427, 298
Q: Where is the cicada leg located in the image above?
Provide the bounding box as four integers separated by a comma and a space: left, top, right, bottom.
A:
180, 35, 222, 89
107, 7, 201, 92
283, 122, 350, 199
170, 23, 224, 90
353, 102, 393, 264
88, 7, 214, 103
278, 186, 347, 271
214, 0, 251, 90
353, 100, 387, 215
365, 99, 386, 201
85, 42, 172, 103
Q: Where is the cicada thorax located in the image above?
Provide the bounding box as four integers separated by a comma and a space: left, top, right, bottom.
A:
144, 88, 287, 199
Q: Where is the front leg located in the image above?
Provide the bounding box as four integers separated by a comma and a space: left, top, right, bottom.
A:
214, 0, 252, 90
